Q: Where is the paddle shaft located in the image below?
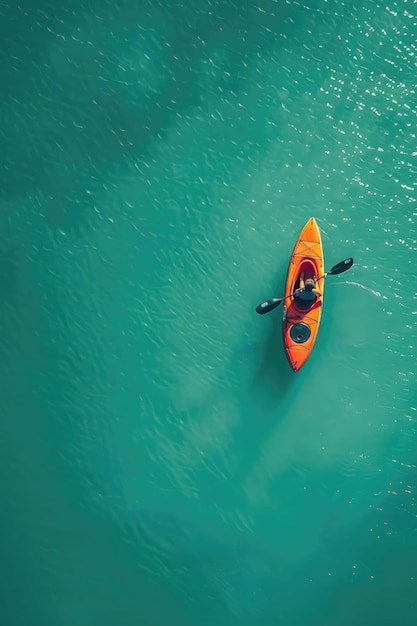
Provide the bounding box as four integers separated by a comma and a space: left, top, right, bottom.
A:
255, 257, 353, 315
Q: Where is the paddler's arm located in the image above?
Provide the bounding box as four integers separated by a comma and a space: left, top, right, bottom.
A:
313, 275, 321, 296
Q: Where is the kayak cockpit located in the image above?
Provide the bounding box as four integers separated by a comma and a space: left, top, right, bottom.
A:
291, 259, 321, 311
293, 259, 317, 292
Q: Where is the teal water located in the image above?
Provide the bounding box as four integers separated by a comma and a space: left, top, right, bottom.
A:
1, 0, 417, 624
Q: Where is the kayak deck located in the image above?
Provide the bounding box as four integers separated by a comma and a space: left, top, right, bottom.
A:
282, 217, 325, 372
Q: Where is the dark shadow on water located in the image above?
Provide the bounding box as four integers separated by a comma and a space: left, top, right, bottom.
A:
228, 267, 297, 476
0, 242, 23, 360
236, 315, 295, 457
252, 306, 295, 397
249, 264, 295, 404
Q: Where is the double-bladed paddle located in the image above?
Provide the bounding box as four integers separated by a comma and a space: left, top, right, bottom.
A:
256, 257, 354, 315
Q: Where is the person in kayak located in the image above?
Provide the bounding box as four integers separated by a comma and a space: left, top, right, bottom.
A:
294, 272, 321, 306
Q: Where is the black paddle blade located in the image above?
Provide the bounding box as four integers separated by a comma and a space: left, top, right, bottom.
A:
328, 257, 353, 275
256, 298, 283, 315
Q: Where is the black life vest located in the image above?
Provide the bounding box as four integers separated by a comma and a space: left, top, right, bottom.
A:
296, 289, 317, 303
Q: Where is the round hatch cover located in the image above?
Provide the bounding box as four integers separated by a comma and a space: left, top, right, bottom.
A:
290, 322, 311, 344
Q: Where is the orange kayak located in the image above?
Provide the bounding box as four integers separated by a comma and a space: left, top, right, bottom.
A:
282, 218, 325, 372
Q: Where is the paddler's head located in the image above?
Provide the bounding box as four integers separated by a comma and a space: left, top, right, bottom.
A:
305, 278, 315, 291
